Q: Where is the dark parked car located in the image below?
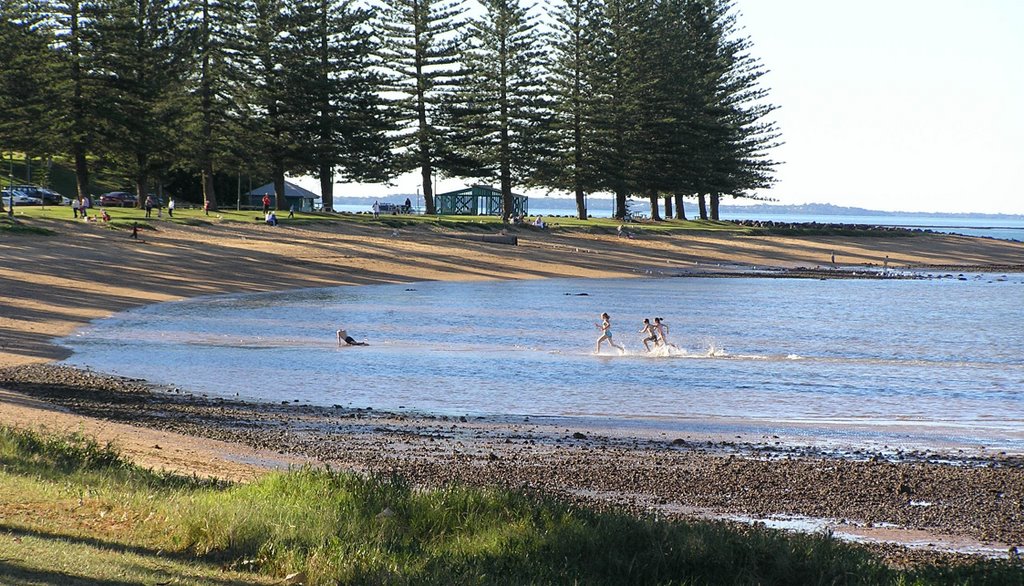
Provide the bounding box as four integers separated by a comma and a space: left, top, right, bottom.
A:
1, 188, 43, 206
3, 185, 64, 205
99, 191, 137, 207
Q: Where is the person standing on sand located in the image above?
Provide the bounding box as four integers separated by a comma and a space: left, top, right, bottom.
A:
337, 328, 368, 346
639, 318, 659, 351
595, 312, 625, 354
130, 221, 139, 240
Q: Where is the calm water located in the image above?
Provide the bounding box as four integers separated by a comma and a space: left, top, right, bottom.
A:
60, 277, 1024, 451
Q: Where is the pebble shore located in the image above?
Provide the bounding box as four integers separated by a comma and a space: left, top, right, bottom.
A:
3, 363, 1022, 568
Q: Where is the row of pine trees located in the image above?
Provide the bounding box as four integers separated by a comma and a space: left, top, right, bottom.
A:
0, 0, 779, 220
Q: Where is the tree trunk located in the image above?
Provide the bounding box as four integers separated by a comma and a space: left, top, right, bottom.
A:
698, 193, 708, 220
648, 190, 662, 221
500, 172, 512, 223
199, 0, 216, 212
70, 0, 89, 202
319, 165, 333, 213
134, 152, 148, 209
421, 164, 434, 215
575, 187, 587, 220
202, 163, 217, 211
674, 193, 686, 219
663, 195, 672, 219
710, 193, 720, 220
74, 149, 89, 202
615, 190, 627, 220
273, 158, 286, 211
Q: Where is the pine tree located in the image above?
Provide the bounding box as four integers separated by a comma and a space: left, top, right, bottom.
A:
0, 0, 57, 172
589, 0, 661, 219
287, 0, 392, 211
378, 0, 468, 215
681, 0, 780, 219
42, 0, 107, 200
179, 0, 248, 211
542, 0, 606, 219
238, 0, 297, 210
450, 0, 549, 222
89, 0, 188, 204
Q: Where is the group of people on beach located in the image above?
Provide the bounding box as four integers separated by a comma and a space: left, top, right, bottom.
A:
595, 313, 675, 354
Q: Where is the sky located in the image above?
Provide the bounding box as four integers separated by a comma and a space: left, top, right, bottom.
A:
297, 0, 1024, 215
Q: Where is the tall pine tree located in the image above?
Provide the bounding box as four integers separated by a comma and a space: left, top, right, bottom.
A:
180, 0, 248, 211
89, 0, 187, 204
288, 0, 392, 211
378, 0, 468, 215
451, 0, 548, 222
681, 0, 779, 219
542, 0, 606, 219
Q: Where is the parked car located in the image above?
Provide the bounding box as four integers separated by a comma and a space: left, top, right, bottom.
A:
1, 189, 44, 206
2, 185, 62, 205
99, 191, 137, 207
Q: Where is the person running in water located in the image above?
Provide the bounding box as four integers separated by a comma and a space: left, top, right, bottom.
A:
595, 312, 625, 354
639, 318, 659, 351
653, 317, 678, 349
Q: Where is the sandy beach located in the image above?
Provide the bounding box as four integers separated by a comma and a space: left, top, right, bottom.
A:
2, 216, 1023, 564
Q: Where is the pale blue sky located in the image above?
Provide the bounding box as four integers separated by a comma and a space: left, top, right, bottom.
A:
739, 0, 1023, 214
300, 0, 1023, 214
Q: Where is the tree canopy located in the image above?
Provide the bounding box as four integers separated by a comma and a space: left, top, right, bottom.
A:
0, 0, 780, 219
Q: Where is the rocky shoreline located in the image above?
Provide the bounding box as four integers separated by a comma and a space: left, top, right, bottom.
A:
2, 363, 1022, 568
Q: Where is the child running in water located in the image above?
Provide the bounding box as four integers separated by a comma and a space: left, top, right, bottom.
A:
639, 318, 659, 351
595, 312, 625, 354
653, 317, 678, 349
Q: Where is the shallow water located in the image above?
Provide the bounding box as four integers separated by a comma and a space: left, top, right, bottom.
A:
60, 276, 1024, 452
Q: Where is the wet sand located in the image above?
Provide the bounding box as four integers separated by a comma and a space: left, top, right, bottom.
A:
2, 217, 1024, 566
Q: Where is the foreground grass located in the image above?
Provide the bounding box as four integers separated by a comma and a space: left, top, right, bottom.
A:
1, 426, 1021, 585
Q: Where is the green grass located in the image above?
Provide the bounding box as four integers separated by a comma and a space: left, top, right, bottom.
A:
1, 426, 1021, 585
6, 192, 924, 239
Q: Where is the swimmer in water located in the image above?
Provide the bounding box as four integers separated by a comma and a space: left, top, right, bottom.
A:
595, 312, 625, 354
639, 318, 659, 351
337, 328, 368, 347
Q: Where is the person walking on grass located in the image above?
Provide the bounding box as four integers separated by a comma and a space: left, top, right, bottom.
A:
168, 197, 175, 217
595, 312, 625, 354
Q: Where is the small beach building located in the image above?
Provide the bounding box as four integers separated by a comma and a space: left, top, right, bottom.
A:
247, 180, 320, 211
435, 184, 528, 217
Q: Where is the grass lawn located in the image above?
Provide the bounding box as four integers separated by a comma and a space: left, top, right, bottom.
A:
5, 201, 757, 238
1, 426, 1021, 585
